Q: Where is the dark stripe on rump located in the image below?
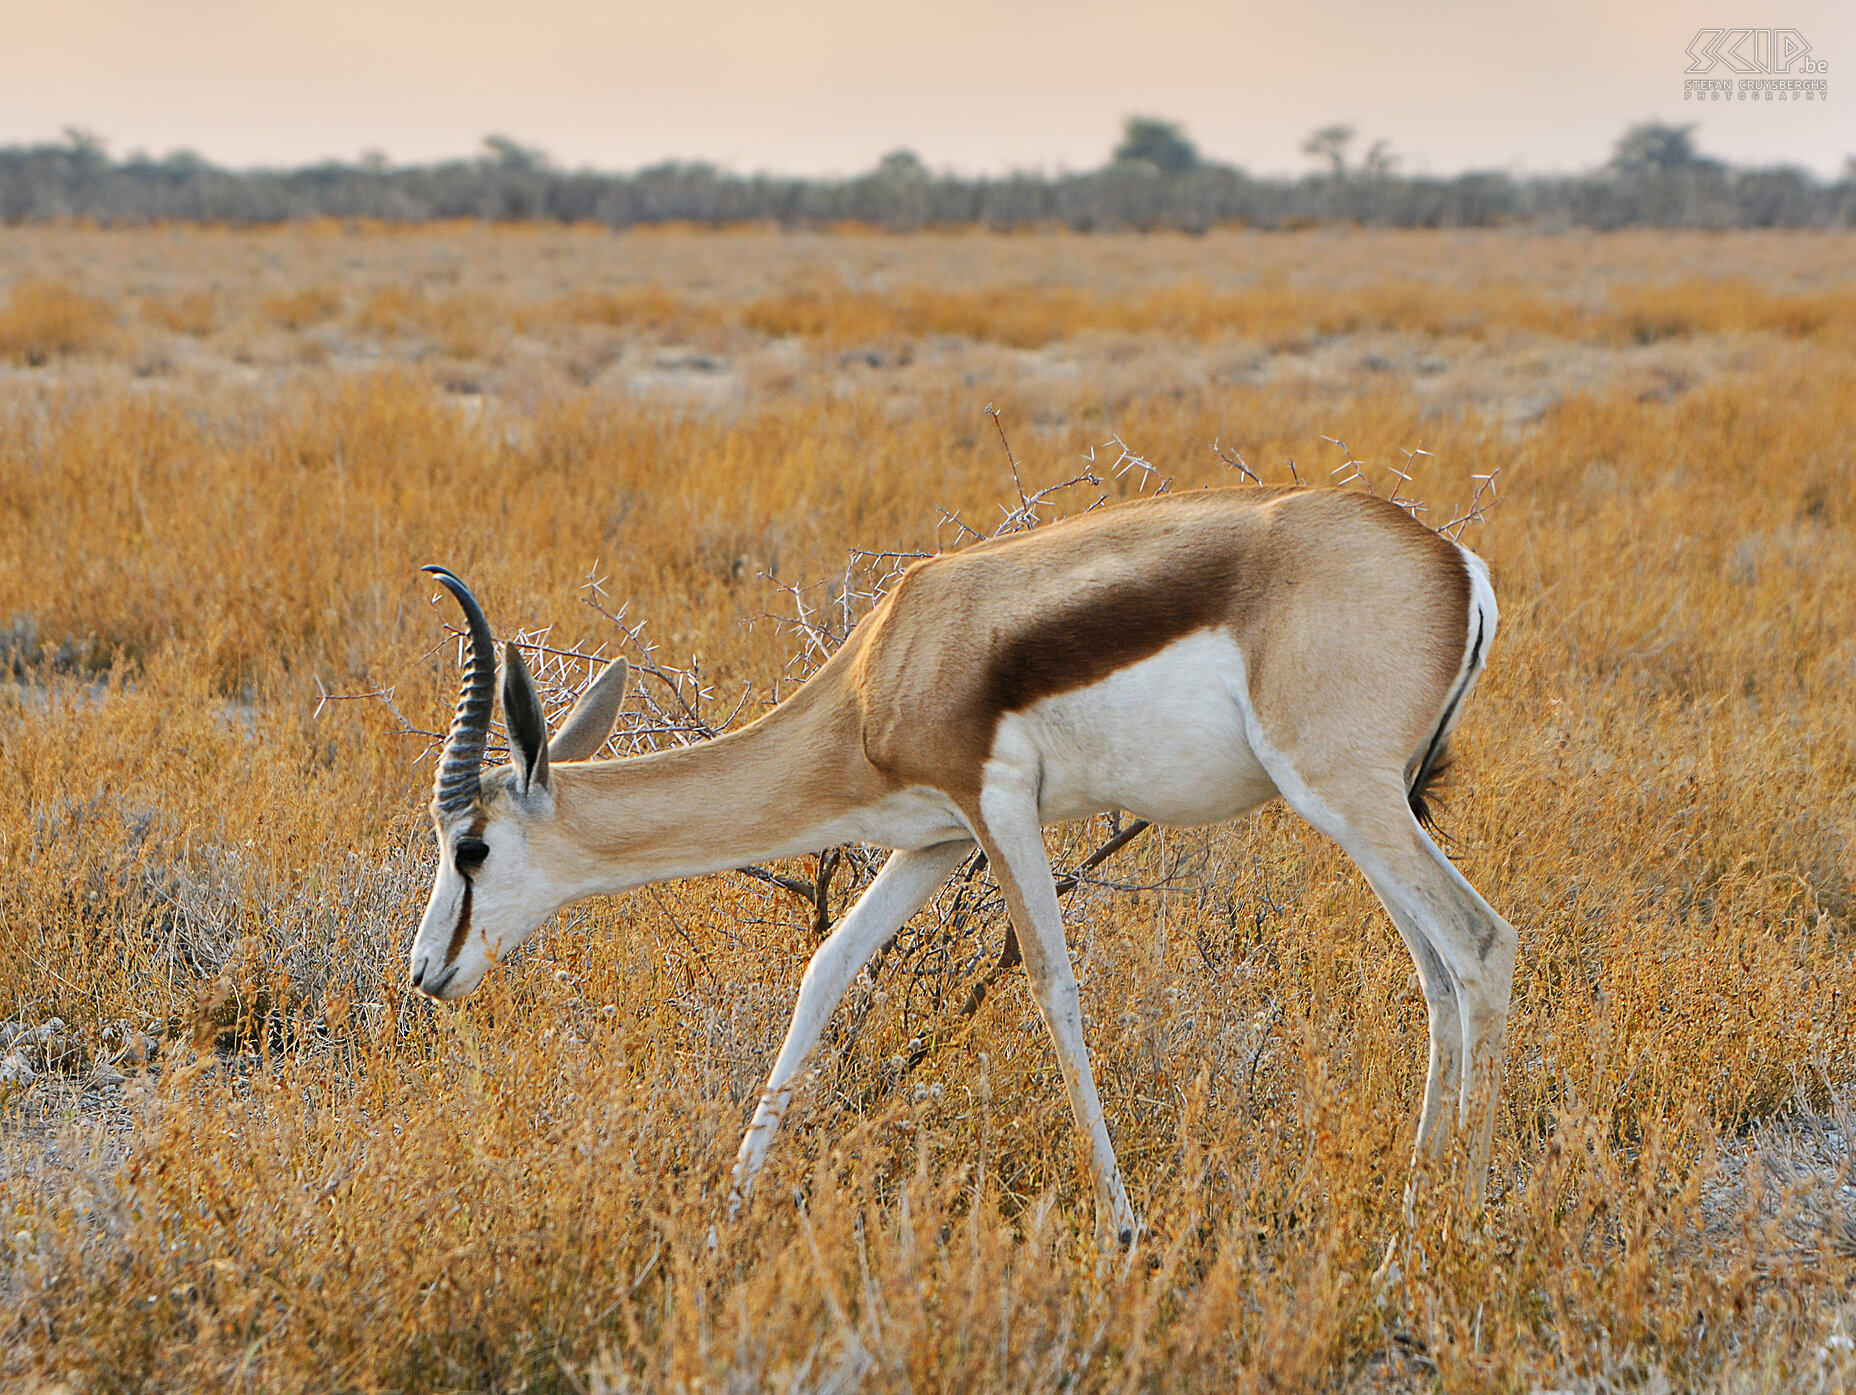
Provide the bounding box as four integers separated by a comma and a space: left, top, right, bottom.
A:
1408, 609, 1485, 830
443, 881, 474, 965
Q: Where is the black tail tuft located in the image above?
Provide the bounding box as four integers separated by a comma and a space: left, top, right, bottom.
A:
1407, 741, 1455, 833
1408, 607, 1485, 835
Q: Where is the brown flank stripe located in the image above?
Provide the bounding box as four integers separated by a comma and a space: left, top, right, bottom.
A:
980, 546, 1245, 717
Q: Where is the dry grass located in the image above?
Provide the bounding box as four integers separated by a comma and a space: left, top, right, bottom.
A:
741, 276, 1856, 351
2, 226, 1856, 1392
140, 290, 220, 339
0, 278, 114, 365
261, 286, 344, 333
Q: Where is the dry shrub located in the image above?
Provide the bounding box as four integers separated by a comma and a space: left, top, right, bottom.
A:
260, 285, 343, 331
140, 290, 220, 338
0, 278, 113, 364
525, 284, 710, 334
355, 285, 502, 358
1601, 276, 1856, 345
2, 235, 1856, 1391
353, 282, 423, 335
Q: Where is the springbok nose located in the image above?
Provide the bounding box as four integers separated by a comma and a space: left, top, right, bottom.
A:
408, 958, 460, 1000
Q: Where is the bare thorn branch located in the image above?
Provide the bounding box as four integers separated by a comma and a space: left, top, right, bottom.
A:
1323, 435, 1375, 494
1100, 435, 1172, 495
985, 403, 1028, 511
1212, 439, 1261, 486
1441, 465, 1503, 541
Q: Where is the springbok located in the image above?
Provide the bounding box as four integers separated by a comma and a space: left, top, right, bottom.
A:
409, 484, 1513, 1245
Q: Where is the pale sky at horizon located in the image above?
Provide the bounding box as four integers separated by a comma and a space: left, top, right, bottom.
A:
1, 0, 1849, 179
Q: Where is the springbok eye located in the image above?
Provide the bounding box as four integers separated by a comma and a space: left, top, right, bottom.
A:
454, 838, 489, 872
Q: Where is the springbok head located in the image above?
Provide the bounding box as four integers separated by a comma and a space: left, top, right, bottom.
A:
408, 567, 629, 1000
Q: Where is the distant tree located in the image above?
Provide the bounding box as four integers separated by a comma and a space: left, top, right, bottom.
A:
637, 160, 720, 180
853, 149, 934, 229
1301, 124, 1356, 178
61, 127, 107, 163
1609, 123, 1717, 175
1735, 165, 1816, 225
1113, 117, 1199, 174
482, 135, 547, 171
874, 149, 930, 182
1362, 139, 1399, 178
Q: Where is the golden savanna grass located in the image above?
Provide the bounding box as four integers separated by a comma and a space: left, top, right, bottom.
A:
9, 228, 1856, 365
2, 226, 1855, 1391
0, 278, 113, 365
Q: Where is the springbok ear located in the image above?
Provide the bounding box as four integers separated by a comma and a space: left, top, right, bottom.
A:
502, 643, 550, 794
548, 658, 629, 763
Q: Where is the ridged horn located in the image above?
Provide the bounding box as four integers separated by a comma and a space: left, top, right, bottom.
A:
423, 565, 497, 816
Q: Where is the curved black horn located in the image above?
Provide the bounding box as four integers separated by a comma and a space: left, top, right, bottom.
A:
423, 565, 497, 816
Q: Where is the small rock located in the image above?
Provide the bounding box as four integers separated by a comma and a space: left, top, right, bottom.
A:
16, 1018, 65, 1051
0, 1052, 36, 1085
653, 347, 726, 373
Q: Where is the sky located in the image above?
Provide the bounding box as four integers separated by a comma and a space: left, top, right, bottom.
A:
0, 0, 1849, 178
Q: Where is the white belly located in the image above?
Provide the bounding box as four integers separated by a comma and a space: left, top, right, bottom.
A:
828, 783, 974, 851
996, 629, 1277, 826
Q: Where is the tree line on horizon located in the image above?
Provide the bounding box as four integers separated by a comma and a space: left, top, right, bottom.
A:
2, 119, 1851, 231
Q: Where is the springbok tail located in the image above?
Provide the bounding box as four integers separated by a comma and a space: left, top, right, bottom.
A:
1408, 548, 1498, 831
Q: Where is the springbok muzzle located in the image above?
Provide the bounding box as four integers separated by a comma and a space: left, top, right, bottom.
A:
408, 953, 463, 1000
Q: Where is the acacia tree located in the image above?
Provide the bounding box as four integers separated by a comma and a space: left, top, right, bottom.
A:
1609, 122, 1719, 175
1113, 117, 1200, 174
1301, 124, 1356, 179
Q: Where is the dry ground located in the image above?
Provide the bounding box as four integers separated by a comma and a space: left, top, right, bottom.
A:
1, 225, 1855, 1391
